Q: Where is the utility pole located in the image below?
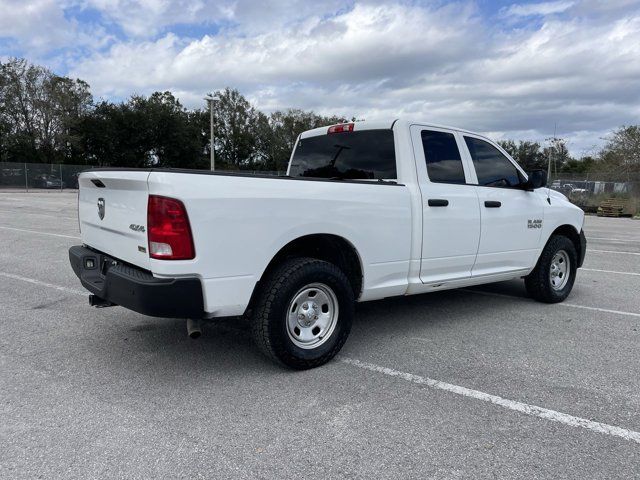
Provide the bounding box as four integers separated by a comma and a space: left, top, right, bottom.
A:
547, 122, 557, 182
547, 143, 553, 181
204, 95, 217, 171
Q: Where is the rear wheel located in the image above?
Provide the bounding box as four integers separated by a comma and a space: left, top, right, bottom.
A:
525, 235, 577, 303
250, 257, 354, 369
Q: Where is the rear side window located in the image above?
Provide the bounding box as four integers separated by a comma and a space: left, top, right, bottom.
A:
289, 130, 396, 180
421, 130, 466, 184
464, 136, 520, 187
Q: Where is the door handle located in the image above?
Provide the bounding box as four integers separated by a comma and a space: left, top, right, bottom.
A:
484, 201, 501, 208
428, 199, 449, 207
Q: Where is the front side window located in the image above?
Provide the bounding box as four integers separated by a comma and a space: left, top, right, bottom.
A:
421, 130, 466, 184
464, 136, 520, 188
289, 129, 396, 180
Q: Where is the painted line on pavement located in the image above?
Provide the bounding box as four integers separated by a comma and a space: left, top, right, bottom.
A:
581, 268, 640, 277
340, 357, 640, 445
0, 271, 86, 296
0, 226, 80, 239
589, 249, 640, 256
587, 236, 639, 243
6, 265, 640, 444
0, 208, 76, 220
466, 289, 640, 318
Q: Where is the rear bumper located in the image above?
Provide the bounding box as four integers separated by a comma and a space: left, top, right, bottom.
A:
69, 245, 204, 319
578, 229, 587, 268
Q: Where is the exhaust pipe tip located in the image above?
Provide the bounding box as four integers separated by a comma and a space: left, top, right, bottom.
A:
187, 318, 202, 339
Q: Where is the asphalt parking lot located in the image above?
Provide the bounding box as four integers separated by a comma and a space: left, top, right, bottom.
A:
1, 191, 639, 479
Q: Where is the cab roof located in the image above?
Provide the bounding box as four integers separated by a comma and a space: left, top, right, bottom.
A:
299, 119, 486, 139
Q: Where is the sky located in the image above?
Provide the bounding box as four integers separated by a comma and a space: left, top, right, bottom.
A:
1, 0, 639, 156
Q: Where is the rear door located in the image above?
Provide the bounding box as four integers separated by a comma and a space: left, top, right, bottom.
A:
410, 125, 481, 284
78, 170, 151, 269
461, 135, 545, 275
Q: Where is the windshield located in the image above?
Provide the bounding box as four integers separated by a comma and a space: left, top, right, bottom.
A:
289, 129, 397, 180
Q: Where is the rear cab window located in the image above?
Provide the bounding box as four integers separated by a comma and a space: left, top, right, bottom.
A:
289, 129, 397, 180
421, 130, 466, 184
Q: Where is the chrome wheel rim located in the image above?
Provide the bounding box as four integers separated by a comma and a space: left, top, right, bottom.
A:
286, 283, 339, 349
550, 250, 570, 290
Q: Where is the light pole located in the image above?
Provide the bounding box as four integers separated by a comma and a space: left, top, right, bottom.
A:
204, 95, 217, 171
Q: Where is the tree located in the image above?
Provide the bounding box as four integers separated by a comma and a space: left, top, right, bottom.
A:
259, 109, 348, 171
497, 139, 546, 170
141, 91, 207, 169
207, 88, 265, 169
0, 58, 92, 163
497, 139, 517, 159
598, 125, 640, 174
560, 156, 596, 174
543, 137, 572, 174
75, 91, 207, 168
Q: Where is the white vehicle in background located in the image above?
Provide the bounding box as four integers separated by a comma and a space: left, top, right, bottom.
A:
571, 187, 588, 195
69, 120, 586, 369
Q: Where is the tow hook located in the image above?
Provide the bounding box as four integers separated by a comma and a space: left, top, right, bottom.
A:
187, 319, 202, 339
89, 294, 116, 308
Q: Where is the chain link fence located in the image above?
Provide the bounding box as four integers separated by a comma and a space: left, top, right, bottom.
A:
3, 161, 636, 216
0, 162, 94, 191
549, 173, 640, 216
0, 162, 287, 192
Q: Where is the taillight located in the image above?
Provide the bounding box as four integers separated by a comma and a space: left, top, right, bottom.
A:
147, 195, 195, 260
327, 123, 354, 134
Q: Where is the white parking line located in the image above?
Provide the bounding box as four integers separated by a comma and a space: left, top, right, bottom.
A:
589, 249, 640, 256
5, 265, 640, 445
0, 226, 80, 239
340, 357, 640, 444
559, 303, 640, 318
581, 268, 640, 277
467, 289, 640, 318
587, 236, 639, 243
0, 271, 86, 296
0, 208, 76, 220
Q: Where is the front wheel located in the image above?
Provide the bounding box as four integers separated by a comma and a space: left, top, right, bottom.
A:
525, 235, 577, 303
250, 257, 354, 369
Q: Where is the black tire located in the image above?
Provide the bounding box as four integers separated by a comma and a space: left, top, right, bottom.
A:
525, 235, 577, 303
250, 257, 354, 369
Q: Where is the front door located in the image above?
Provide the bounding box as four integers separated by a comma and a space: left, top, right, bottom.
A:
410, 125, 481, 284
461, 134, 545, 276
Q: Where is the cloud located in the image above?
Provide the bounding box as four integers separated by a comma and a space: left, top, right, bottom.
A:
2, 0, 640, 155
0, 0, 74, 51
501, 1, 575, 18
0, 0, 112, 67
79, 0, 348, 37
72, 3, 483, 96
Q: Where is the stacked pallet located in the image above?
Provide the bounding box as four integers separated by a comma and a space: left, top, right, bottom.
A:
597, 198, 629, 217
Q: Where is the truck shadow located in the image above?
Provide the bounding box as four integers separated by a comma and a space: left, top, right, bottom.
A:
96, 279, 533, 376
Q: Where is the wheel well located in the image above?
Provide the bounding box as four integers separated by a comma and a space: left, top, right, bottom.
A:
551, 224, 580, 255
257, 234, 363, 300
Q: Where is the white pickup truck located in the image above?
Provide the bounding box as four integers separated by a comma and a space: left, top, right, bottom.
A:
69, 120, 586, 369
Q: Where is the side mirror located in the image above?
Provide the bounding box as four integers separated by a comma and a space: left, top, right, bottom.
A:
521, 169, 547, 190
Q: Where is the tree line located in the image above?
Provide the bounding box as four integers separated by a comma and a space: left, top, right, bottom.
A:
497, 131, 640, 179
1, 57, 638, 177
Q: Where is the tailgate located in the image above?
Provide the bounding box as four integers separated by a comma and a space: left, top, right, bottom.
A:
78, 170, 151, 270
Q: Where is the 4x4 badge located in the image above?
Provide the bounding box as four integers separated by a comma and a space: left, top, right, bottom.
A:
97, 198, 105, 220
